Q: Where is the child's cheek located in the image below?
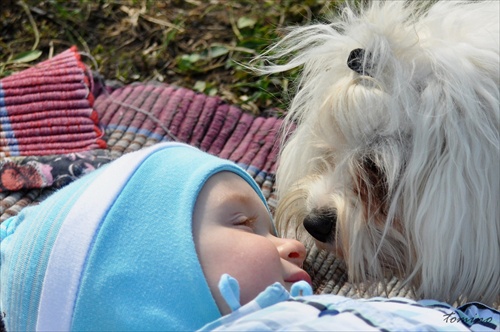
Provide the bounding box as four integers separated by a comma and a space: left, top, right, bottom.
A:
234, 236, 284, 305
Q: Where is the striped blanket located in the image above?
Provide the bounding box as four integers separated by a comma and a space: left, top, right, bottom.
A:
0, 46, 105, 157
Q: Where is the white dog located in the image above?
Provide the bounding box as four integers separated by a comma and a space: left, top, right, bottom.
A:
256, 1, 499, 305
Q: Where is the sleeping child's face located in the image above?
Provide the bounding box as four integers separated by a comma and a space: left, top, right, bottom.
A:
193, 171, 311, 315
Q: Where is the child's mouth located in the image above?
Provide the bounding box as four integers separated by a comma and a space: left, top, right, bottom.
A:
285, 270, 312, 286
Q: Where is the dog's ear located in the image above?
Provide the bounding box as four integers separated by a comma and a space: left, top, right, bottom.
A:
355, 156, 389, 224
347, 48, 373, 77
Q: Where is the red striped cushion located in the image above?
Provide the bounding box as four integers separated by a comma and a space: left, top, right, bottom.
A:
0, 46, 106, 157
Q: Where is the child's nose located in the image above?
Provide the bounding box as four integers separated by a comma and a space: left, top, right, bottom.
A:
276, 238, 307, 267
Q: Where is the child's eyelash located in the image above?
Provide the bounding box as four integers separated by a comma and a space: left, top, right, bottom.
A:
236, 216, 257, 227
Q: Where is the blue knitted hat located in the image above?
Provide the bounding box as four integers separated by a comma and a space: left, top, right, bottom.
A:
0, 142, 271, 331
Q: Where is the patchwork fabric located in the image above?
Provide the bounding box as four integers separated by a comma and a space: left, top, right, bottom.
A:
0, 150, 115, 192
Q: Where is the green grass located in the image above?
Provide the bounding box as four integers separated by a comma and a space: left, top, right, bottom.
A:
1, 0, 343, 114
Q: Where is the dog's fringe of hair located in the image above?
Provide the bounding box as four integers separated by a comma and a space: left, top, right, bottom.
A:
254, 0, 500, 305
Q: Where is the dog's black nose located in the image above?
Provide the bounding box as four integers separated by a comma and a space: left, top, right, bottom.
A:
303, 208, 337, 243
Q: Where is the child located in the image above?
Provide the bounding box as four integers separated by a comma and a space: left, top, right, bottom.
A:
1, 142, 497, 331
0, 142, 309, 331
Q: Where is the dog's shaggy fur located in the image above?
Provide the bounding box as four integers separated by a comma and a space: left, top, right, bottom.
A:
256, 1, 499, 305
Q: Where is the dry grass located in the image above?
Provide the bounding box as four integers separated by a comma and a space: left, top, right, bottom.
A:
1, 0, 343, 114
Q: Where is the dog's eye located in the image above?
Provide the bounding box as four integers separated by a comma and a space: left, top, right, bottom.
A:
347, 48, 372, 77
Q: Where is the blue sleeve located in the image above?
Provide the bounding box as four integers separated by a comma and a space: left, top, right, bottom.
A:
200, 294, 499, 331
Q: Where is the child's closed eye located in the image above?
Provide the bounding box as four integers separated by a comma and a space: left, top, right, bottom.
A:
234, 216, 257, 231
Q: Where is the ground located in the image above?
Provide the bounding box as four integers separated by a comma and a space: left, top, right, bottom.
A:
1, 0, 342, 115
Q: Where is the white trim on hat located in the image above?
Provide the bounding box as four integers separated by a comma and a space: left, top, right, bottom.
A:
36, 142, 188, 331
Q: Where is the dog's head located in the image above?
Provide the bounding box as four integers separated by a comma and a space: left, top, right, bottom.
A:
259, 1, 500, 305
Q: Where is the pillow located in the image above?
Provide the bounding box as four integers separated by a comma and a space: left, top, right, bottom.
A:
0, 46, 106, 157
